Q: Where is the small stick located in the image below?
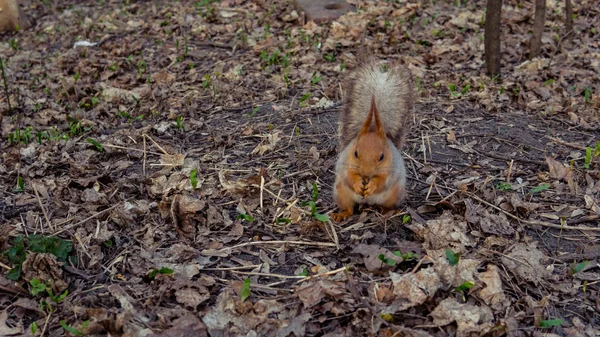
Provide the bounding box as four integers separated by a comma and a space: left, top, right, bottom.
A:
232, 271, 305, 279
219, 240, 337, 252
506, 159, 514, 183
32, 184, 54, 232
101, 143, 162, 156
421, 132, 427, 164
0, 261, 12, 270
144, 134, 169, 155
143, 134, 147, 175
547, 136, 587, 151
260, 175, 265, 211
203, 265, 261, 271
411, 255, 435, 273
40, 311, 52, 337
426, 131, 432, 161
296, 266, 348, 284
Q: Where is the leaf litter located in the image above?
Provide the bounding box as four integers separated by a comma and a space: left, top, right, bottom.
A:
0, 0, 599, 336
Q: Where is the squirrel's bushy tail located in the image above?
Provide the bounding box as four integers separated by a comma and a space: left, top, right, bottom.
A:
339, 59, 413, 149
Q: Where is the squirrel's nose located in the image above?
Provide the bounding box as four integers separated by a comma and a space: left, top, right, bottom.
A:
362, 177, 369, 185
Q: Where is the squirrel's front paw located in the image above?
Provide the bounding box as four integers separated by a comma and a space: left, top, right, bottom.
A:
363, 181, 378, 197
351, 181, 365, 195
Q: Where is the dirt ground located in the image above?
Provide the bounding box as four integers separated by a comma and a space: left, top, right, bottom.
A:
0, 0, 599, 336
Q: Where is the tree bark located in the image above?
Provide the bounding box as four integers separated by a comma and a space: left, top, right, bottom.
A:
484, 0, 503, 77
565, 0, 573, 41
0, 0, 30, 32
529, 0, 546, 59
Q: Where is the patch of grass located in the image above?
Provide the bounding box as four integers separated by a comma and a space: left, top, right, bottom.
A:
299, 93, 311, 107
59, 321, 85, 336
8, 126, 34, 144
15, 175, 24, 192
147, 267, 173, 280
175, 115, 185, 132
310, 72, 322, 85
495, 182, 512, 191
3, 235, 73, 280
393, 251, 418, 261
202, 74, 212, 89
323, 53, 336, 62
448, 83, 471, 97
300, 182, 329, 222
260, 49, 290, 68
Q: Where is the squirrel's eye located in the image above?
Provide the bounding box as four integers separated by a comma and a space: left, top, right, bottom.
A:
379, 153, 384, 161
354, 150, 358, 158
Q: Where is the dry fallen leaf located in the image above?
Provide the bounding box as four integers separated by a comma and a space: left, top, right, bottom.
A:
501, 243, 549, 285
430, 298, 495, 337
251, 131, 282, 155
388, 267, 441, 311
476, 264, 508, 310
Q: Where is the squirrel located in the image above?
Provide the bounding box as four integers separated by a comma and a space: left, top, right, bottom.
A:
331, 59, 413, 222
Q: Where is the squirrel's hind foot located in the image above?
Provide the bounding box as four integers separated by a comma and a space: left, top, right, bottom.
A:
331, 210, 353, 222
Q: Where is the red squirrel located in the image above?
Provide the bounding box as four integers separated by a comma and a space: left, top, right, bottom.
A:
332, 59, 413, 222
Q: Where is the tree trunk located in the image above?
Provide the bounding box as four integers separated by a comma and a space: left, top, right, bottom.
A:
529, 0, 546, 59
484, 0, 503, 77
0, 0, 30, 32
565, 0, 573, 40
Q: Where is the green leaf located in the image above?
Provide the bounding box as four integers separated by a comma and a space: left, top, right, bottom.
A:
298, 268, 309, 277
48, 288, 68, 303
306, 201, 317, 215
29, 278, 46, 296
380, 313, 394, 322
456, 281, 475, 293
311, 181, 319, 201
158, 267, 173, 275
571, 261, 589, 274
148, 267, 174, 280
15, 175, 24, 192
461, 84, 471, 95
538, 319, 564, 328
276, 218, 291, 224
148, 269, 159, 280
584, 147, 592, 169
241, 278, 251, 301
378, 254, 396, 266
190, 169, 198, 189
6, 266, 21, 280
446, 249, 460, 266
313, 213, 329, 222
594, 141, 600, 157
59, 321, 85, 336
236, 213, 254, 222
530, 183, 551, 194
402, 214, 411, 224
30, 322, 38, 334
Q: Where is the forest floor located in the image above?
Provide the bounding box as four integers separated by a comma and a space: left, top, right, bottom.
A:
0, 0, 599, 336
